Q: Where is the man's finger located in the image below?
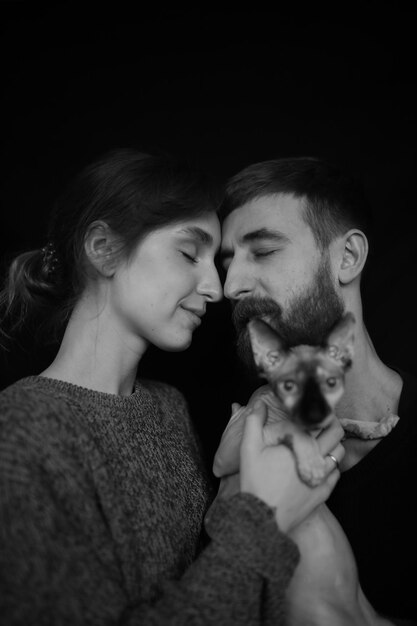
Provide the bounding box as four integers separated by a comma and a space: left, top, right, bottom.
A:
316, 418, 344, 455
323, 442, 345, 474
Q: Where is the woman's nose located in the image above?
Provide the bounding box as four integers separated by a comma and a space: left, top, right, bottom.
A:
198, 265, 223, 302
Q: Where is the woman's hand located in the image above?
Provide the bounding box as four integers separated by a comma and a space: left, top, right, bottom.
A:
213, 385, 290, 477
239, 400, 341, 534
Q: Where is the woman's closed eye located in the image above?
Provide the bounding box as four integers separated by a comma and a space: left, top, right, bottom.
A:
180, 250, 198, 263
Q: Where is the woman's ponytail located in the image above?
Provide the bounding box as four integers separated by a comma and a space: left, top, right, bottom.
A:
0, 245, 67, 349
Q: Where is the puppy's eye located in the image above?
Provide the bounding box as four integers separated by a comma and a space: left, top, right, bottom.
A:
279, 380, 297, 393
326, 377, 338, 388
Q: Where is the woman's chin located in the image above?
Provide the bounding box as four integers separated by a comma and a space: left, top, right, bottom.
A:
157, 334, 193, 353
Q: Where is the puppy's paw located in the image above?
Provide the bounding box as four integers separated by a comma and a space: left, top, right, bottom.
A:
297, 456, 327, 487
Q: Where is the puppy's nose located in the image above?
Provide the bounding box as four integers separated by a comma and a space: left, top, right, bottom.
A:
298, 378, 331, 426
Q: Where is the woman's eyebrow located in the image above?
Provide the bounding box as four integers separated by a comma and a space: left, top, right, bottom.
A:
177, 226, 214, 245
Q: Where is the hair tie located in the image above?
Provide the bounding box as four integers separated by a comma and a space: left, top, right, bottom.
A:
41, 242, 59, 276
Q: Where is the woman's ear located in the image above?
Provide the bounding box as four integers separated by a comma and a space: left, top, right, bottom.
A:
84, 221, 120, 277
338, 229, 368, 285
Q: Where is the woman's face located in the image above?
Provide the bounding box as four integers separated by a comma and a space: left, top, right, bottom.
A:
109, 212, 222, 351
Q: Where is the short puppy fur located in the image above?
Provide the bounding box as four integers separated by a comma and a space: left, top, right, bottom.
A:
247, 312, 355, 486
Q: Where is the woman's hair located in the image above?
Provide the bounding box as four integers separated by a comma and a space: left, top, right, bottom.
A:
0, 148, 220, 348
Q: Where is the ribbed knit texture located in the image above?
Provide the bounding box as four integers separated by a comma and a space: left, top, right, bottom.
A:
0, 375, 299, 625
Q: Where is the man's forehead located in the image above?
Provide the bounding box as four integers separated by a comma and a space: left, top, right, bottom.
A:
222, 193, 305, 242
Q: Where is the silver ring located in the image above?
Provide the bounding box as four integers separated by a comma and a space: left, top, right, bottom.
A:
327, 453, 339, 470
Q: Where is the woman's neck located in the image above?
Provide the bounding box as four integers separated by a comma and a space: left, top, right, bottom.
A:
41, 295, 148, 396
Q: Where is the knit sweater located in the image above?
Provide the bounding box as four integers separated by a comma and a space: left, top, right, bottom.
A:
0, 376, 299, 625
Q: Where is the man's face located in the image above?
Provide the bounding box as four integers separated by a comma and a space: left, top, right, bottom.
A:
220, 193, 345, 364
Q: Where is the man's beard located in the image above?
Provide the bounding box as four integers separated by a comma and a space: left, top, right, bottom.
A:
231, 255, 345, 372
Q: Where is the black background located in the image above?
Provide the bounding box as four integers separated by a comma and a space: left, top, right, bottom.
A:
1, 5, 416, 464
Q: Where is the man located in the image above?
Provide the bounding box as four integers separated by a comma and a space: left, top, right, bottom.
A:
216, 157, 417, 624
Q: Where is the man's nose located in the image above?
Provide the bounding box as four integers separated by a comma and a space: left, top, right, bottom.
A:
223, 261, 254, 301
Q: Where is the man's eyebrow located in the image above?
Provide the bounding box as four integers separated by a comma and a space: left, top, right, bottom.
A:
240, 228, 290, 244
177, 226, 213, 245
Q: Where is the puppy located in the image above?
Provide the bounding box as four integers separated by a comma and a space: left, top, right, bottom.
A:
211, 312, 395, 625
245, 312, 355, 486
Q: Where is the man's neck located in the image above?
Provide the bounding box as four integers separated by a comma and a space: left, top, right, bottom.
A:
335, 336, 403, 470
336, 349, 402, 424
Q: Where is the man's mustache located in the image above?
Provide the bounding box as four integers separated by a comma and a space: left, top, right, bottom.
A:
231, 296, 283, 333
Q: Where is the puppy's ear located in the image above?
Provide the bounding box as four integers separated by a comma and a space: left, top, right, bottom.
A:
247, 319, 286, 378
326, 312, 355, 368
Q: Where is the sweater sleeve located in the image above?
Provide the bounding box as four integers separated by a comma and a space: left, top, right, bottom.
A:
121, 493, 299, 626
1, 437, 299, 626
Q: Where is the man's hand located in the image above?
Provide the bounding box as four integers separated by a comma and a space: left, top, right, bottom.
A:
234, 400, 342, 533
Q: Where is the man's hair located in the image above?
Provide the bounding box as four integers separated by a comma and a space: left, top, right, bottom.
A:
220, 157, 373, 250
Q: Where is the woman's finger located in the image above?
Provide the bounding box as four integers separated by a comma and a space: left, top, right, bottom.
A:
240, 400, 268, 458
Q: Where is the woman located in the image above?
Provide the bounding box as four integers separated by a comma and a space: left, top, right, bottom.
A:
0, 148, 343, 624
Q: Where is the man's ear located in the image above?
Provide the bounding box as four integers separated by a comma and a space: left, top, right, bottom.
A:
338, 229, 368, 285
84, 221, 120, 277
